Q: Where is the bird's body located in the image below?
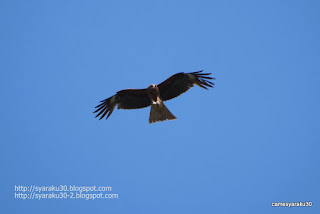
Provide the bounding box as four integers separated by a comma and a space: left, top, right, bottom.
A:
94, 70, 215, 124
147, 84, 161, 104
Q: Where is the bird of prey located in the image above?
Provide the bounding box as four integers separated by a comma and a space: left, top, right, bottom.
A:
94, 70, 215, 124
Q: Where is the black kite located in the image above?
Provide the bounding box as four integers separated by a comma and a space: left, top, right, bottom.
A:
94, 70, 215, 123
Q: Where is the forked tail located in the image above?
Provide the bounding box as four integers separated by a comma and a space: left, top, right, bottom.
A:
149, 102, 176, 124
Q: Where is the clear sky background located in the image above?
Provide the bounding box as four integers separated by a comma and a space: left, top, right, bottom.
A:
1, 0, 319, 213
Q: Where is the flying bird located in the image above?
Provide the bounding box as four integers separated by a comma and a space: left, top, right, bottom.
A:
94, 70, 215, 124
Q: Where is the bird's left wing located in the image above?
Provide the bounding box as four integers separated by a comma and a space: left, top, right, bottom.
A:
157, 70, 215, 101
94, 89, 151, 120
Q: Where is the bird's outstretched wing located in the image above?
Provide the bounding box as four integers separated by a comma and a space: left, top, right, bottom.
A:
94, 89, 151, 120
157, 70, 215, 101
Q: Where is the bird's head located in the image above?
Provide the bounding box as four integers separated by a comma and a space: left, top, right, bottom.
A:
148, 84, 158, 90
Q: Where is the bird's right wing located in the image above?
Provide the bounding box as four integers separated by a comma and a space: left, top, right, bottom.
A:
94, 89, 151, 120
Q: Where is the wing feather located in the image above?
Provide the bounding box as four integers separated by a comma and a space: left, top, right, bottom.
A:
116, 89, 151, 109
157, 70, 215, 101
93, 89, 151, 120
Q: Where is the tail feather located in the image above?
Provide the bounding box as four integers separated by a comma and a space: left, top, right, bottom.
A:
149, 103, 176, 124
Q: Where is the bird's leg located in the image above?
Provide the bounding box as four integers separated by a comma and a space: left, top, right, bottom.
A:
152, 96, 161, 105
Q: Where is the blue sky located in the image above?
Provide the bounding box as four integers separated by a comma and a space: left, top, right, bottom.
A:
1, 0, 319, 213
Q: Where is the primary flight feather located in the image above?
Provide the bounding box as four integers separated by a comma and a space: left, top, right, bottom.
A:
94, 70, 215, 124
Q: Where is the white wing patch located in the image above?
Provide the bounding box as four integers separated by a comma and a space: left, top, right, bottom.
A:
111, 96, 116, 104
187, 73, 196, 81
